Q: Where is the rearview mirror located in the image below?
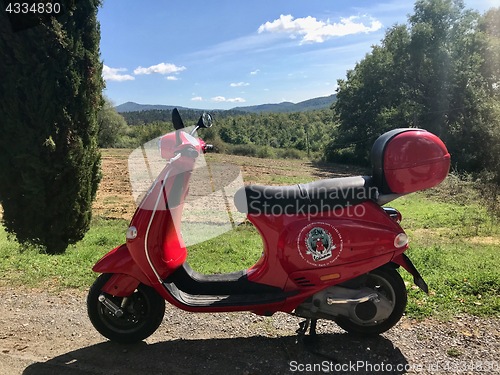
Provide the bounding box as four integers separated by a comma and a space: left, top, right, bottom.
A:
197, 112, 213, 128
172, 108, 185, 130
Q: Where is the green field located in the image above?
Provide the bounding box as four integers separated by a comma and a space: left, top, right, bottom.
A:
0, 153, 498, 319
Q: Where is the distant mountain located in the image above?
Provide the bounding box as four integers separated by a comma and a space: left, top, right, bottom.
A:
293, 94, 337, 112
115, 102, 190, 113
232, 94, 337, 113
231, 101, 295, 113
115, 94, 336, 114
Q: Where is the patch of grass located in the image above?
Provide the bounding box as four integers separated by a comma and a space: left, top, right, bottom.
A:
390, 193, 500, 319
259, 175, 311, 185
187, 223, 263, 274
0, 218, 127, 290
402, 242, 500, 319
447, 348, 462, 357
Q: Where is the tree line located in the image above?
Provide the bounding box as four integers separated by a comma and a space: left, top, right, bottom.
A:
329, 0, 500, 184
99, 103, 338, 160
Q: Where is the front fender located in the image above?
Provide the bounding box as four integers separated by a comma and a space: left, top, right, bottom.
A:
93, 244, 152, 295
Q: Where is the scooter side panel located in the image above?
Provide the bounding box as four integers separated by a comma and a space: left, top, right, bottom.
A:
282, 202, 401, 268
245, 214, 291, 289
246, 201, 404, 289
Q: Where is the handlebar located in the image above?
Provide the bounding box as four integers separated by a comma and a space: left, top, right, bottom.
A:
175, 147, 199, 159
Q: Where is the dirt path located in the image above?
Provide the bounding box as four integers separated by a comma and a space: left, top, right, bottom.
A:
0, 287, 498, 375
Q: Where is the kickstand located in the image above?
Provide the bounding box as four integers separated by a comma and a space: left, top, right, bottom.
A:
295, 318, 317, 344
295, 318, 338, 362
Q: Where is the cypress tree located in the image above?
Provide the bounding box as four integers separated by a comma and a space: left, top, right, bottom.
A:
0, 0, 103, 253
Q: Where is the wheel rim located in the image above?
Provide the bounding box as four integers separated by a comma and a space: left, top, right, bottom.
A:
97, 290, 150, 334
352, 272, 396, 326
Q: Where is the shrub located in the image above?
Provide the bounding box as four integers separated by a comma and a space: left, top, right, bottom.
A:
256, 146, 276, 159
277, 148, 305, 159
229, 144, 258, 157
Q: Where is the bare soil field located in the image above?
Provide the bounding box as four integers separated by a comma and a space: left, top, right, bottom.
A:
1, 149, 499, 374
92, 150, 367, 220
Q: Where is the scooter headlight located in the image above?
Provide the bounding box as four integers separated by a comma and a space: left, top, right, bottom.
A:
394, 233, 408, 248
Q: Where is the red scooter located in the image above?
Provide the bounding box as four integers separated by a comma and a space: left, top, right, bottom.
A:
87, 109, 450, 343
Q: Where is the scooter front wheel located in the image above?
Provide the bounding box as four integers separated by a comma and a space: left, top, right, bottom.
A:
87, 273, 165, 344
335, 267, 407, 335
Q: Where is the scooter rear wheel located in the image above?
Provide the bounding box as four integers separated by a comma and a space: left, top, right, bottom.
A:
87, 273, 165, 344
335, 267, 407, 335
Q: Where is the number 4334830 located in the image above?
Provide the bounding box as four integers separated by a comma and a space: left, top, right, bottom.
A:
5, 2, 61, 14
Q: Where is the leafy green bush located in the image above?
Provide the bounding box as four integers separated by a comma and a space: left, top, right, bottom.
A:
323, 145, 365, 165
229, 144, 258, 157
256, 146, 276, 159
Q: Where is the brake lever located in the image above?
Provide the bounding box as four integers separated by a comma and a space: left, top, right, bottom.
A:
169, 153, 182, 164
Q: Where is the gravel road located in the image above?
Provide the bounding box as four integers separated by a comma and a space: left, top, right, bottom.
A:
0, 287, 498, 375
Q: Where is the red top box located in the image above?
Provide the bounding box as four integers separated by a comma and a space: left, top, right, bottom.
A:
371, 129, 451, 194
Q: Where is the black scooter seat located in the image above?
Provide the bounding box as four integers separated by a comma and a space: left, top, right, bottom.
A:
234, 176, 378, 215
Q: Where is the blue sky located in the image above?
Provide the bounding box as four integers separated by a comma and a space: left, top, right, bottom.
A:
98, 0, 496, 109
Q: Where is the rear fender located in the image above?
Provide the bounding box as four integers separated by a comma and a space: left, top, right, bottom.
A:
93, 244, 151, 296
392, 253, 428, 293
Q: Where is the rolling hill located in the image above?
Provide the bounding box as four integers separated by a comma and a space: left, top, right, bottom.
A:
115, 94, 336, 114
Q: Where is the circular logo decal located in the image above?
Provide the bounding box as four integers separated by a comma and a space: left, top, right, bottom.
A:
297, 222, 343, 267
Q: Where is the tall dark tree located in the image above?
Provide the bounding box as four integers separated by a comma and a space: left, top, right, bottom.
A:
0, 0, 104, 253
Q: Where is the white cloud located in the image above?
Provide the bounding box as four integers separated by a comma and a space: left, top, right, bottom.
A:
191, 96, 204, 101
166, 76, 179, 81
258, 14, 383, 44
211, 96, 246, 103
227, 97, 246, 103
230, 82, 250, 87
102, 65, 135, 82
250, 69, 260, 75
134, 62, 186, 75
211, 96, 226, 102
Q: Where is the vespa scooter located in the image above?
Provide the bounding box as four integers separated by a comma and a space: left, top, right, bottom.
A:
87, 108, 450, 343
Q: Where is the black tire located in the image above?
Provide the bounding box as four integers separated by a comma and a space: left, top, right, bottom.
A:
335, 267, 407, 335
87, 273, 165, 344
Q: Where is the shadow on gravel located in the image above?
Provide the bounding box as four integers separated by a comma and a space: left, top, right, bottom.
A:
23, 333, 408, 375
